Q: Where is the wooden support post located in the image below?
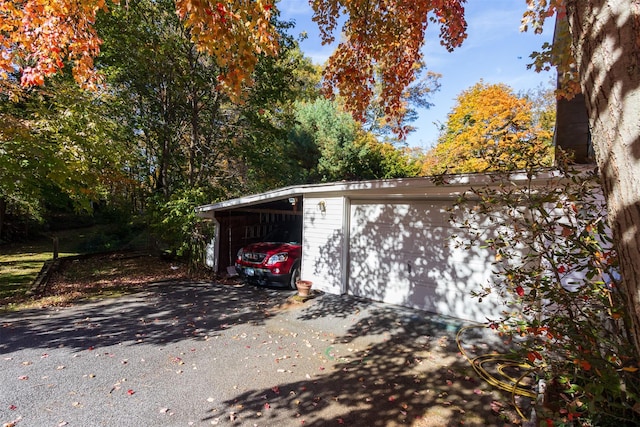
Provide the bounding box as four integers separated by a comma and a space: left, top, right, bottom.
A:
52, 236, 59, 260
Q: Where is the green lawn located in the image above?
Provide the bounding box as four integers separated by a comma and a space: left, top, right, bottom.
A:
0, 237, 77, 305
0, 224, 148, 311
0, 225, 144, 309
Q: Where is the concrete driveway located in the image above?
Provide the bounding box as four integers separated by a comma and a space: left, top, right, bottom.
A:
1, 281, 514, 426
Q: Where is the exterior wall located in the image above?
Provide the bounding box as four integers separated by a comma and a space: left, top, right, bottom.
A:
301, 196, 346, 294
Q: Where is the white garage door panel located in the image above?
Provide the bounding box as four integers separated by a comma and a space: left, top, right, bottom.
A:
349, 201, 501, 322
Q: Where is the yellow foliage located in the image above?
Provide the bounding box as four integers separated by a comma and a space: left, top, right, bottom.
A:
423, 81, 555, 175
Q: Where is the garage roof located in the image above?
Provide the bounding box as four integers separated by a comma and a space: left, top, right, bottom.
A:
196, 169, 564, 215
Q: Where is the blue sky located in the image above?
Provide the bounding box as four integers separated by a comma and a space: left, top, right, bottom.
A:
277, 0, 556, 149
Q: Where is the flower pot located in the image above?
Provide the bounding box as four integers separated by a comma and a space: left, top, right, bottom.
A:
296, 280, 313, 297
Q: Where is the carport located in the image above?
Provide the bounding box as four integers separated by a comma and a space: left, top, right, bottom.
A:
197, 193, 304, 274
196, 172, 556, 323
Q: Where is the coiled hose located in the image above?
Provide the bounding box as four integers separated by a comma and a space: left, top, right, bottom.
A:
456, 325, 539, 420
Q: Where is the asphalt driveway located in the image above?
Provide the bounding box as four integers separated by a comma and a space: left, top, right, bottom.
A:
1, 281, 517, 426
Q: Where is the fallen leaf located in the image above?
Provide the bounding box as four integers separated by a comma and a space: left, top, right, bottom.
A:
18, 375, 28, 380
490, 400, 504, 414
4, 416, 22, 427
264, 402, 271, 410
9, 404, 17, 410
127, 389, 135, 395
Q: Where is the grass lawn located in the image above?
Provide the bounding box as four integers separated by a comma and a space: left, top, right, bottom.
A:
0, 225, 148, 311
0, 238, 74, 304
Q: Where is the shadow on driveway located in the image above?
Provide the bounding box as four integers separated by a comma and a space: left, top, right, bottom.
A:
1, 282, 285, 354
0, 282, 526, 426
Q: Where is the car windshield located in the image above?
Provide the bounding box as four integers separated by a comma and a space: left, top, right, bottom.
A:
264, 226, 301, 244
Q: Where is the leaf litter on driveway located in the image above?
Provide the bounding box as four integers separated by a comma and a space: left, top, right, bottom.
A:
2, 278, 527, 426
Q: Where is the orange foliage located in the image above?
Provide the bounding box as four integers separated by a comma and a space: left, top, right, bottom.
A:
2, 1, 564, 136
0, 0, 110, 88
312, 0, 467, 137
0, 0, 278, 96
174, 0, 278, 97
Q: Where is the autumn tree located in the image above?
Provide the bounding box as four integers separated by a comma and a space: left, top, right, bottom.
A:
359, 63, 442, 139
423, 81, 554, 175
0, 0, 277, 95
525, 1, 640, 359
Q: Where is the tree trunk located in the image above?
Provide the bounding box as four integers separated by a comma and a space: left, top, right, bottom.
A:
0, 197, 6, 241
566, 0, 640, 357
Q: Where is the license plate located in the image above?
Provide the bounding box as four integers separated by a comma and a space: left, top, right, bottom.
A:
245, 268, 255, 276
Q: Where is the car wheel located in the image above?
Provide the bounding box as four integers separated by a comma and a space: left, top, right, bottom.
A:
289, 263, 301, 290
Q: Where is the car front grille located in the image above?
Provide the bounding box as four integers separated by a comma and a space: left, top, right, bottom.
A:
242, 252, 266, 263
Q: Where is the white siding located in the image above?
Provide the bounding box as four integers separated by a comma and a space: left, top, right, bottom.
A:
348, 201, 504, 323
302, 197, 346, 294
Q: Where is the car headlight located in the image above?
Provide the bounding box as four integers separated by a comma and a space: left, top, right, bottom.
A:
266, 252, 288, 265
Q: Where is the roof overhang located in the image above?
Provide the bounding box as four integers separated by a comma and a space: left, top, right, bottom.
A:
195, 168, 577, 218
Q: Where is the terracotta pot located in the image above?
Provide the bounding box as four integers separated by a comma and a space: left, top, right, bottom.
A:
296, 280, 313, 297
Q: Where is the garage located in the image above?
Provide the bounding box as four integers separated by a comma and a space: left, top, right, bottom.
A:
197, 174, 546, 323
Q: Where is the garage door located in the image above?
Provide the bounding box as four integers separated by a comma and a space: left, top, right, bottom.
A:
348, 201, 502, 323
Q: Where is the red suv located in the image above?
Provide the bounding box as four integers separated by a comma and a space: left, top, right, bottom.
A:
235, 227, 302, 289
